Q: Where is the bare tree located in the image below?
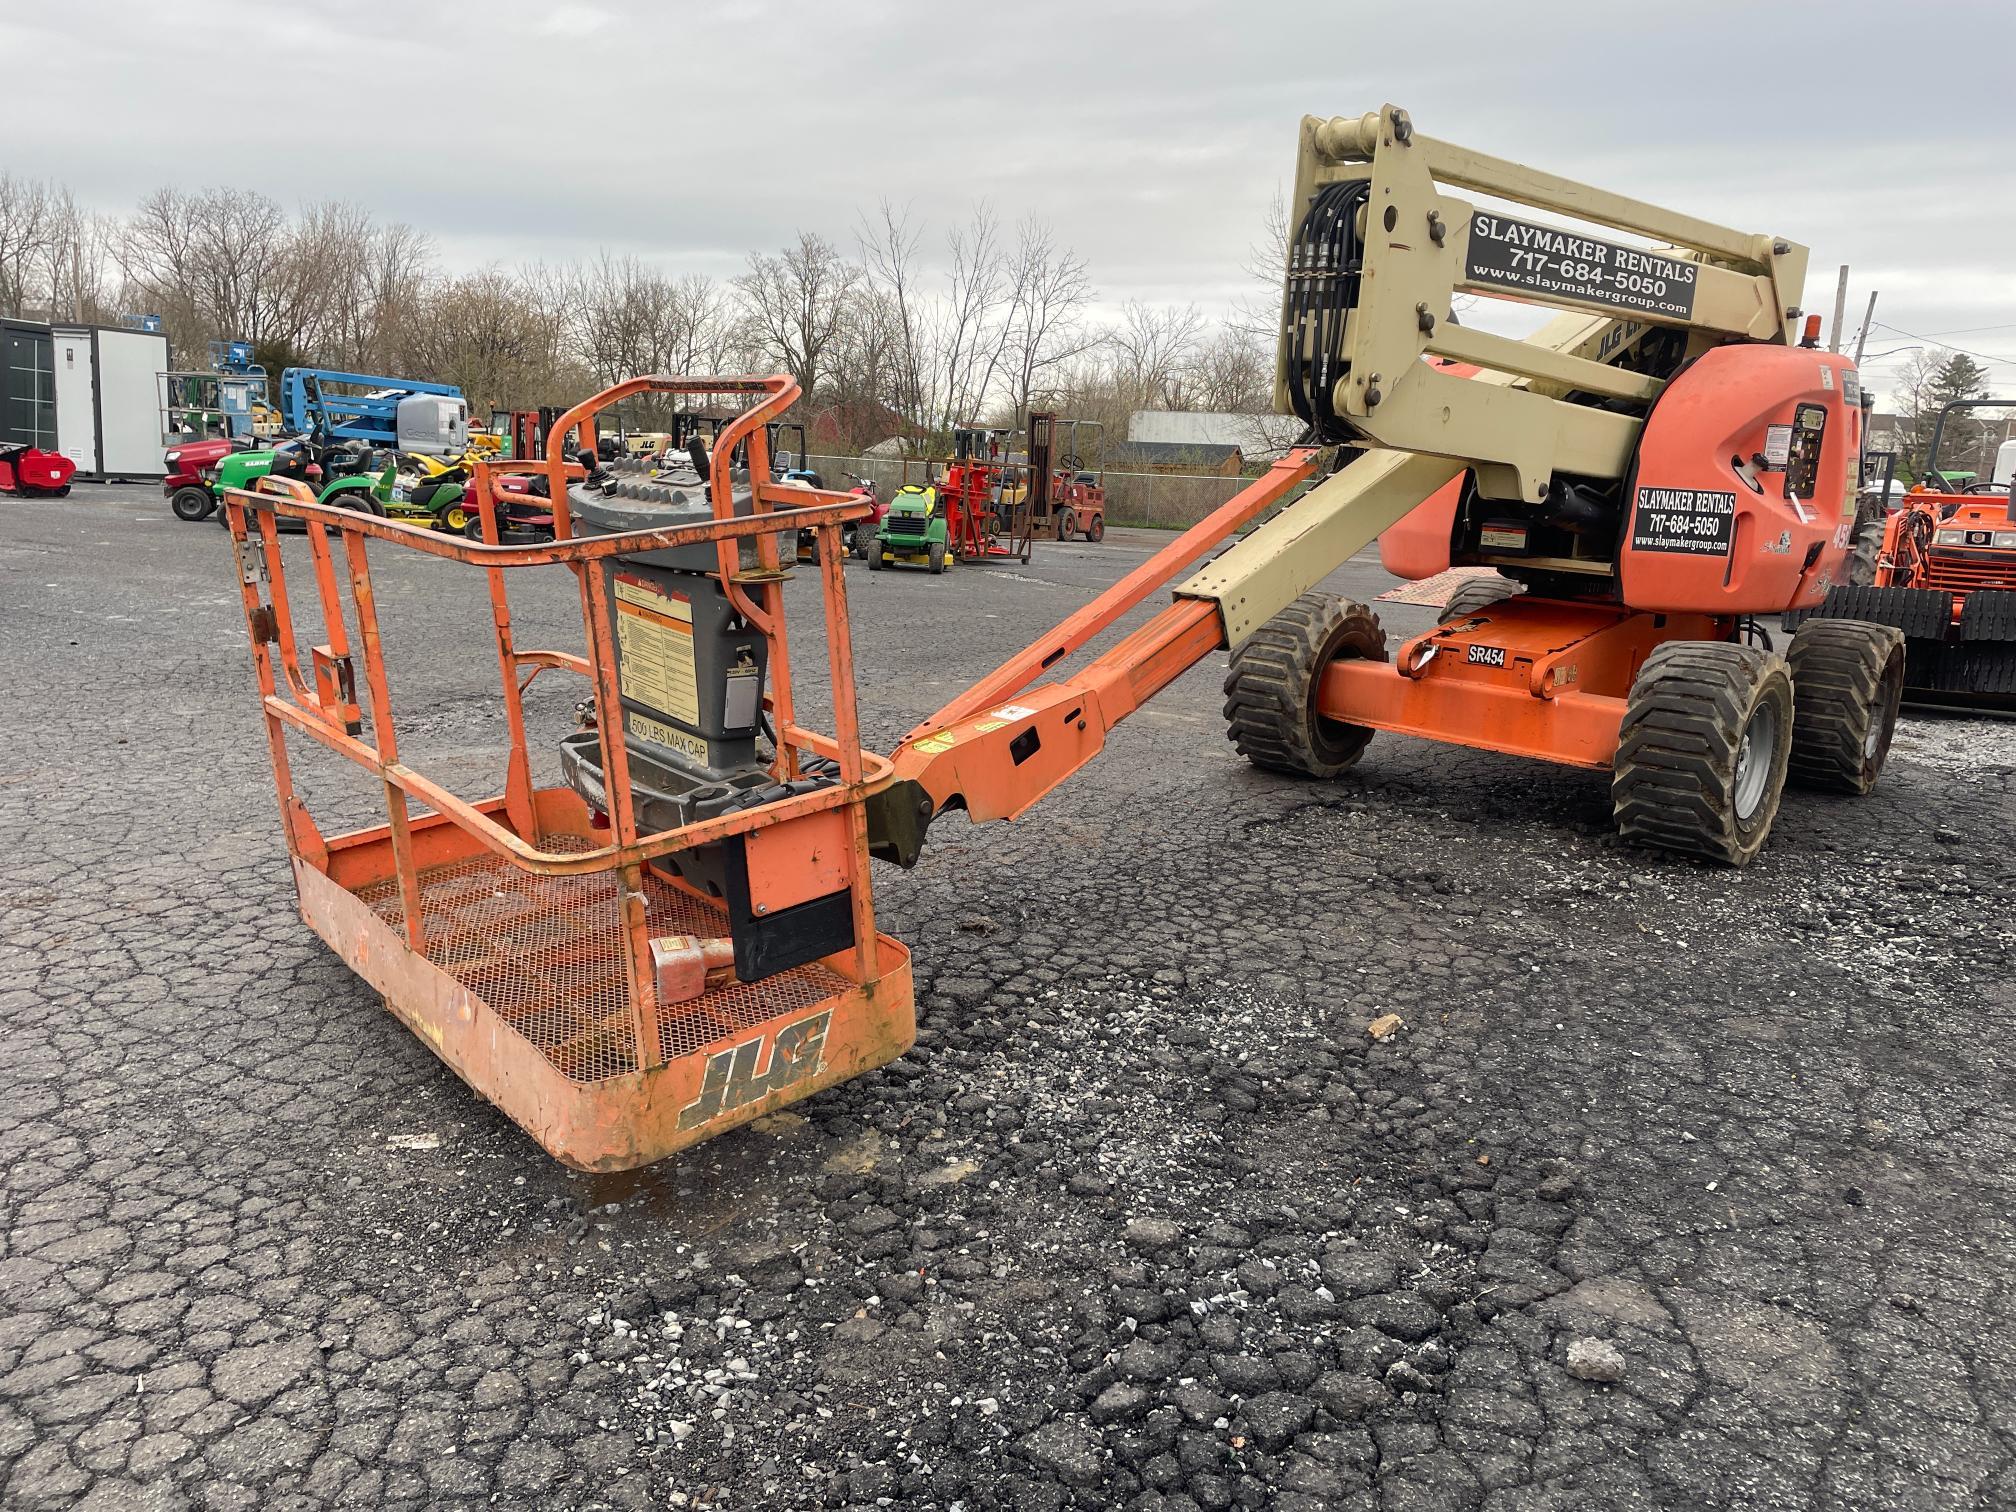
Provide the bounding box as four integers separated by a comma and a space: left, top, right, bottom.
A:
0, 177, 56, 317
576, 253, 675, 387
1108, 300, 1205, 410
1002, 215, 1094, 423
43, 189, 117, 323
735, 232, 861, 401
0, 164, 1298, 463
292, 201, 400, 367
395, 266, 585, 413
1189, 325, 1272, 414
348, 219, 433, 371
857, 200, 929, 433
934, 203, 1013, 431
666, 274, 734, 374
118, 187, 328, 362
1892, 347, 2002, 482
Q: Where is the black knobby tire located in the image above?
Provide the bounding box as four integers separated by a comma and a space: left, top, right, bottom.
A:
1223, 593, 1386, 778
171, 485, 215, 522
1055, 512, 1074, 541
1612, 641, 1794, 866
868, 534, 884, 570
1437, 573, 1522, 624
927, 540, 946, 575
1785, 619, 1905, 795
1847, 501, 1885, 588
1086, 514, 1105, 542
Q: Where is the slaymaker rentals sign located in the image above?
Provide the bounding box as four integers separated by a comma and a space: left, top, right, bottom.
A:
1465, 212, 1699, 322
1631, 487, 1736, 557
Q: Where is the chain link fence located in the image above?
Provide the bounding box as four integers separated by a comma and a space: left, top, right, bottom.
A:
804, 454, 1252, 531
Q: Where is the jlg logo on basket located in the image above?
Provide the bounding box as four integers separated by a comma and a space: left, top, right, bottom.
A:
676, 1010, 832, 1130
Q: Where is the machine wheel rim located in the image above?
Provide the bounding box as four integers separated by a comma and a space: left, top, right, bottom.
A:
446, 505, 469, 531
1733, 699, 1780, 821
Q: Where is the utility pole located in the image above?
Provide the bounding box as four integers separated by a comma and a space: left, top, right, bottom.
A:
1853, 291, 1879, 366
1828, 264, 1849, 353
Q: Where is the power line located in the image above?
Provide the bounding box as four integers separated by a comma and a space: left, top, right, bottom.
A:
1870, 321, 2016, 368
1917, 321, 2016, 339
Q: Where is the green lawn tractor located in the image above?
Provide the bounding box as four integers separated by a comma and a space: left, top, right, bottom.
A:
212, 438, 396, 528
869, 483, 948, 573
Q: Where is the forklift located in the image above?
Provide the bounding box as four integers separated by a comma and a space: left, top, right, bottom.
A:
221, 105, 1901, 1171
880, 426, 1032, 568
1025, 413, 1107, 542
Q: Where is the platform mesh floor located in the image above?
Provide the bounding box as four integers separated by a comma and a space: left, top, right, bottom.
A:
355, 837, 848, 1083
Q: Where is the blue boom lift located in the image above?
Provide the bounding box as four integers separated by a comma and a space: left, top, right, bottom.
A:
279, 368, 469, 457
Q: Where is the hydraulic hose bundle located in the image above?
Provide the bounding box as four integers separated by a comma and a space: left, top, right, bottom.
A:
1281, 179, 1370, 442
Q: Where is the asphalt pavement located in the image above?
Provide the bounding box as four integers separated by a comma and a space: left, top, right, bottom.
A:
2, 481, 2013, 1511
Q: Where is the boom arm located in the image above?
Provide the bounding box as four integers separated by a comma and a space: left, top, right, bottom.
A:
870, 103, 1811, 865
874, 311, 1632, 865
280, 367, 465, 447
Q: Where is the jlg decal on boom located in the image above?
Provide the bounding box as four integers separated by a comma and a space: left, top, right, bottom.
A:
676, 1010, 832, 1130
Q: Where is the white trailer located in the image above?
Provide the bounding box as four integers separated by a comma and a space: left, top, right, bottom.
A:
50, 324, 172, 480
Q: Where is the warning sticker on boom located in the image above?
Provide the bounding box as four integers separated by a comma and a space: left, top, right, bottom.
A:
1465, 212, 1699, 321
1631, 487, 1736, 556
613, 573, 700, 724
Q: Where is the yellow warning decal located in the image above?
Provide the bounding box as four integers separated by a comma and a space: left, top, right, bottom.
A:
913, 732, 957, 755
613, 574, 700, 724
973, 719, 1005, 734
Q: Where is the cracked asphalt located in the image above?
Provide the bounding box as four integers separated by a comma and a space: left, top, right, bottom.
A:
3, 483, 2014, 1511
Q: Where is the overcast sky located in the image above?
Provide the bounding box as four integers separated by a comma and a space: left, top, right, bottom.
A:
6, 0, 2013, 408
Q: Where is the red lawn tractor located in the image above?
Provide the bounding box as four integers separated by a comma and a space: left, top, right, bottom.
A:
164, 436, 261, 520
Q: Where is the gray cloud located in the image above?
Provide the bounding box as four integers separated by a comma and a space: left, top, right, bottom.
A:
5, 0, 2012, 404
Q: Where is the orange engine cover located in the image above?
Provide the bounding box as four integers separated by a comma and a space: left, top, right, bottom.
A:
1620, 344, 1860, 615
1378, 474, 1465, 579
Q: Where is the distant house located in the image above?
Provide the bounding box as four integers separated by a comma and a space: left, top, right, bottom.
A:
1865, 409, 2016, 476
1129, 409, 1304, 462
1108, 440, 1244, 477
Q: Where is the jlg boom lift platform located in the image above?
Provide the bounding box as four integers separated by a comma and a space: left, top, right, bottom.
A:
226, 107, 1904, 1170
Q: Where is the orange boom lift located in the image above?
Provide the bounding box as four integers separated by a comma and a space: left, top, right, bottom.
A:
224, 107, 1906, 1169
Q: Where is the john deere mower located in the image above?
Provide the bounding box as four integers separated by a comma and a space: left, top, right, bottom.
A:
868, 482, 948, 572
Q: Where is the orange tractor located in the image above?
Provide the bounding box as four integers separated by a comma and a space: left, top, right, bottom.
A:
1797, 397, 2016, 705
221, 106, 1905, 1171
